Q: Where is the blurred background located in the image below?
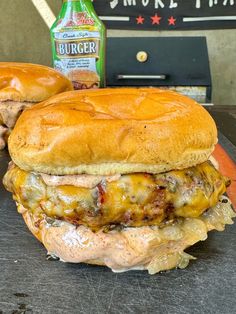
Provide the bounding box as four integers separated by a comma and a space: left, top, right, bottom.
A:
0, 0, 235, 105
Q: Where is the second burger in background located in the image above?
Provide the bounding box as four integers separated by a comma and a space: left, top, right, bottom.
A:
0, 62, 73, 149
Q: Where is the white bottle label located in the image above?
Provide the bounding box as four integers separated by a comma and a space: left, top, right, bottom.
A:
53, 30, 101, 89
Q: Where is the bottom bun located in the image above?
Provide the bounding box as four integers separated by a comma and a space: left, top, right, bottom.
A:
20, 197, 235, 274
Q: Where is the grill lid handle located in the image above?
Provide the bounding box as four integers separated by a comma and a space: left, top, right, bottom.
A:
117, 74, 167, 80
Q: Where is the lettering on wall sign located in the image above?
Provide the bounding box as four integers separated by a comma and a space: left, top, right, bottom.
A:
91, 0, 236, 29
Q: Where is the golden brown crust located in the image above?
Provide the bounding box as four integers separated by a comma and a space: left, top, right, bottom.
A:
0, 62, 73, 102
8, 88, 217, 175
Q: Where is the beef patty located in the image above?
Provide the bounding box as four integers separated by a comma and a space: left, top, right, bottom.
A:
3, 161, 229, 231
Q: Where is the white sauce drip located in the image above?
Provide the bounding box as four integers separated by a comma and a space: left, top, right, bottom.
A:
40, 173, 121, 188
62, 227, 92, 248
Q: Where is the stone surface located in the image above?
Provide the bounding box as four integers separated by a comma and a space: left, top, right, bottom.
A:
207, 106, 236, 147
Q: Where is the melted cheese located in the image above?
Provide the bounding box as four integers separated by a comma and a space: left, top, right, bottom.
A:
3, 161, 228, 230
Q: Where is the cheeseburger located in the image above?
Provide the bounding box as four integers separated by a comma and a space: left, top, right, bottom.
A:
3, 88, 235, 274
0, 62, 73, 149
67, 69, 100, 90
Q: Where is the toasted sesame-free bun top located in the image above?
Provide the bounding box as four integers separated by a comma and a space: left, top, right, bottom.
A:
8, 88, 217, 175
0, 62, 73, 102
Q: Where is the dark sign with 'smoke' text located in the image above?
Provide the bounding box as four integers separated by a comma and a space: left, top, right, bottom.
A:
93, 0, 236, 30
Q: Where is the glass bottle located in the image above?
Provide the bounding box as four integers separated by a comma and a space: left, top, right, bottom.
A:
50, 0, 106, 89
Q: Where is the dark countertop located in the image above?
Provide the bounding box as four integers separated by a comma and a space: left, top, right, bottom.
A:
0, 107, 236, 314
207, 106, 236, 147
